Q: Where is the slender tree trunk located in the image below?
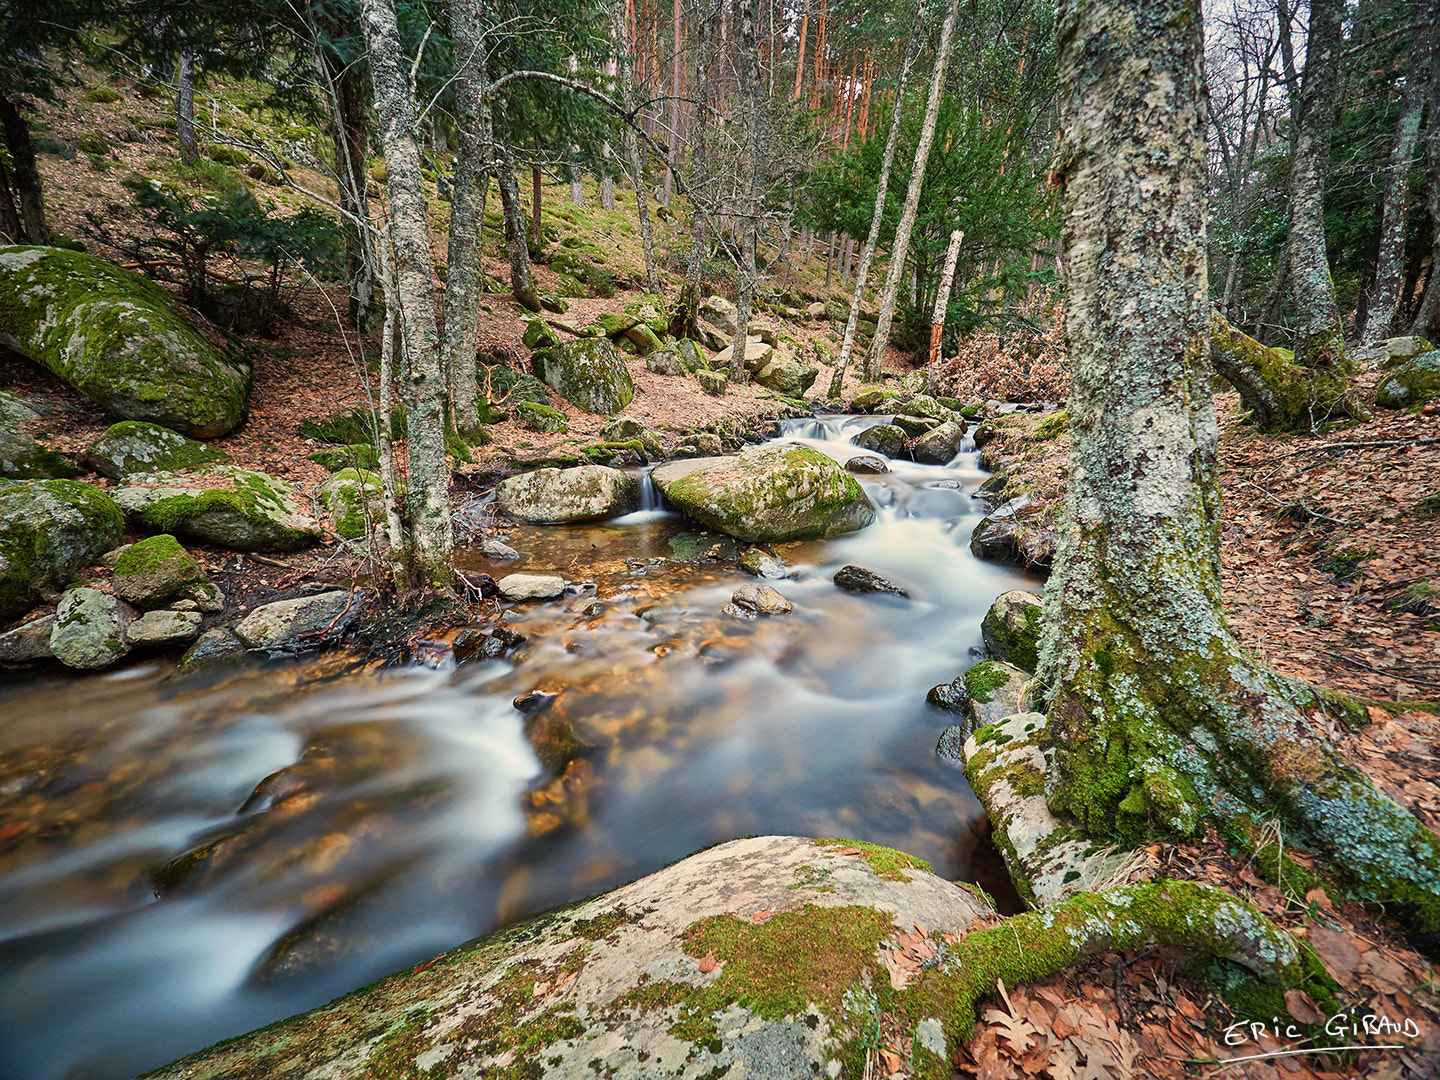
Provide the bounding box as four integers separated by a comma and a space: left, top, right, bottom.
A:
663, 0, 682, 206
531, 162, 543, 246
1359, 22, 1431, 342
928, 228, 963, 367
314, 43, 377, 331
727, 0, 761, 381
0, 95, 48, 244
1410, 0, 1440, 340
176, 47, 199, 167
494, 148, 540, 311
1041, 0, 1440, 920
0, 156, 22, 243
359, 0, 454, 587
863, 0, 961, 381
793, 0, 809, 100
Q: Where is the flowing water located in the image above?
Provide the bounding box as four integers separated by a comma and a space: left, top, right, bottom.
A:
0, 417, 1037, 1080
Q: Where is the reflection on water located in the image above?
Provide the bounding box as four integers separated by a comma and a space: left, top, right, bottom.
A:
0, 416, 1036, 1080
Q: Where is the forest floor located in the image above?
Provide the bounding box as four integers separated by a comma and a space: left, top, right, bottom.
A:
8, 63, 1440, 1080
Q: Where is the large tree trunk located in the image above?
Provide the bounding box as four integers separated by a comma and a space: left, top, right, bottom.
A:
1286, 0, 1348, 369
1038, 0, 1440, 922
359, 0, 454, 588
1358, 18, 1432, 343
176, 48, 199, 167
862, 0, 961, 381
827, 18, 920, 398
1411, 0, 1440, 340
0, 94, 49, 245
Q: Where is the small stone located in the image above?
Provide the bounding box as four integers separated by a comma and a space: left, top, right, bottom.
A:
174, 627, 249, 674
0, 615, 55, 663
498, 574, 566, 601
453, 625, 527, 662
481, 539, 520, 561
845, 455, 889, 474
738, 547, 791, 579
833, 565, 909, 597
722, 582, 793, 619
126, 609, 202, 647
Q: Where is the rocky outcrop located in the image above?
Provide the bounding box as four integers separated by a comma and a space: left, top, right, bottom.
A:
83, 421, 230, 479
652, 445, 875, 543
496, 465, 640, 524
0, 246, 252, 436
0, 479, 124, 621
531, 338, 635, 415
0, 391, 77, 480
113, 466, 322, 552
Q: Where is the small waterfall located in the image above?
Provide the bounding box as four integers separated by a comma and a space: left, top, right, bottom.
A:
611, 469, 673, 525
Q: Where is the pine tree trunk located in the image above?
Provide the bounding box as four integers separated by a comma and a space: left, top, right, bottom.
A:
176, 48, 199, 168
1039, 0, 1440, 922
359, 0, 454, 587
862, 0, 961, 381
0, 95, 47, 244
1358, 20, 1431, 342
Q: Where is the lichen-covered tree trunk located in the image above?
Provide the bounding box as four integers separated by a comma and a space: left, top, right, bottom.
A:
493, 147, 540, 312
1038, 0, 1440, 925
360, 0, 454, 587
1285, 0, 1348, 371
175, 47, 199, 168
1210, 310, 1363, 432
1411, 0, 1440, 341
862, 0, 960, 382
1359, 19, 1432, 343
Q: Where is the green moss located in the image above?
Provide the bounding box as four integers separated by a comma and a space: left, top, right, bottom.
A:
309, 443, 379, 471
113, 533, 194, 577
963, 661, 1012, 705
814, 839, 933, 880
1031, 410, 1069, 441
572, 905, 644, 940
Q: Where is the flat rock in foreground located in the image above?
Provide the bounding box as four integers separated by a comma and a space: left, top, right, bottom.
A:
652, 444, 875, 543
141, 835, 994, 1080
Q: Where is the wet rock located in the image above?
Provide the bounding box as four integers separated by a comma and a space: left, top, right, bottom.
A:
652, 444, 875, 543
849, 423, 907, 459
892, 414, 939, 437
722, 582, 793, 619
113, 466, 322, 552
49, 587, 135, 669
981, 590, 1043, 673
83, 421, 229, 480
845, 454, 890, 475
126, 608, 202, 647
913, 419, 968, 465
480, 538, 520, 561
969, 495, 1057, 571
453, 624, 527, 662
233, 590, 365, 652
111, 533, 207, 608
0, 479, 124, 621
495, 464, 640, 524
833, 565, 909, 598
174, 626, 249, 673
738, 546, 791, 579
931, 660, 1031, 748
237, 764, 309, 814
524, 707, 594, 771
0, 614, 55, 663
498, 573, 566, 601
524, 757, 598, 837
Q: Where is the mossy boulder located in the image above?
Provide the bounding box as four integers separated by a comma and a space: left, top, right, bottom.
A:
651, 444, 876, 543
522, 318, 558, 350
495, 465, 640, 524
83, 420, 230, 479
696, 368, 728, 395
111, 533, 207, 608
531, 338, 635, 416
0, 391, 78, 480
752, 355, 818, 397
0, 246, 253, 437
849, 423, 908, 459
913, 420, 968, 465
932, 659, 1031, 751
516, 401, 569, 433
980, 590, 1044, 673
644, 344, 692, 376
307, 443, 379, 471
0, 479, 124, 621
49, 586, 135, 669
113, 466, 322, 552
848, 386, 887, 413
623, 293, 670, 338
1375, 350, 1440, 409
318, 469, 384, 540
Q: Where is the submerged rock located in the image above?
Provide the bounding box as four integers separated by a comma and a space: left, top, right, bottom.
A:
722, 582, 793, 618
833, 565, 909, 597
0, 246, 252, 436
652, 444, 875, 544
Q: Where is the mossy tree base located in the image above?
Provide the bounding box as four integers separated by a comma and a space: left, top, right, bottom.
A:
1210, 312, 1369, 432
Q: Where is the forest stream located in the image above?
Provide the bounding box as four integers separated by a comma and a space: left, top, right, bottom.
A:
0, 415, 1036, 1080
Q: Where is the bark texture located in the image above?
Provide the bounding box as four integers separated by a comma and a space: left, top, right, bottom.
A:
314, 40, 377, 331
176, 48, 199, 168
0, 95, 48, 244
727, 0, 761, 381
1039, 0, 1440, 924
1411, 0, 1440, 340
360, 0, 454, 586
1210, 311, 1361, 432
494, 147, 540, 312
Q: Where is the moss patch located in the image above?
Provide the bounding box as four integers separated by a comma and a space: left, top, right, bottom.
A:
814, 839, 933, 880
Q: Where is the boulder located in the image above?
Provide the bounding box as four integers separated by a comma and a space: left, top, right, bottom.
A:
722, 582, 793, 618
82, 420, 229, 480
49, 586, 134, 669
0, 479, 124, 621
753, 355, 818, 397
699, 294, 739, 334
1375, 350, 1440, 409
695, 368, 728, 396
1353, 336, 1431, 368
899, 394, 948, 420
969, 496, 1058, 571
516, 401, 569, 434
0, 246, 252, 436
913, 420, 968, 465
496, 465, 640, 524
710, 336, 774, 373
598, 418, 662, 458
113, 466, 323, 552
931, 660, 1032, 748
0, 391, 77, 480
849, 386, 887, 413
652, 444, 875, 543
644, 345, 689, 376
174, 626, 249, 674
833, 565, 909, 597
677, 431, 725, 456
126, 608, 203, 647
694, 319, 730, 352
480, 539, 521, 561
892, 414, 940, 437
318, 469, 385, 540
980, 590, 1044, 672
849, 423, 908, 459
806, 301, 827, 318
845, 455, 889, 474
308, 443, 379, 471
522, 318, 558, 349
138, 835, 994, 1080
531, 338, 635, 415
497, 573, 566, 601
111, 533, 207, 608
623, 293, 669, 337
233, 590, 365, 652
0, 614, 55, 663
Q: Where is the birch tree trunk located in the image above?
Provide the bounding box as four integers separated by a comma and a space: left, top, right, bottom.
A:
1039, 0, 1440, 922
826, 20, 920, 398
862, 0, 961, 381
360, 0, 454, 588
928, 229, 963, 367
